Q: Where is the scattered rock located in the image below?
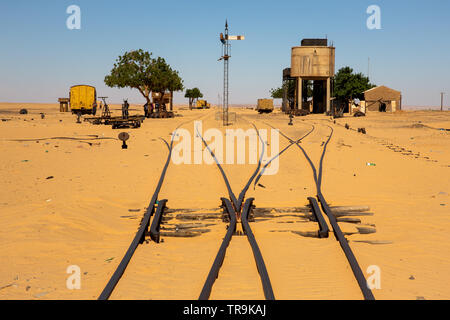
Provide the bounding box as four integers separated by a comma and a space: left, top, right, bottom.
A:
356, 226, 377, 234
409, 275, 415, 280
34, 291, 49, 298
416, 296, 426, 300
46, 176, 54, 180
353, 240, 393, 245
337, 217, 361, 224
19, 109, 28, 115
291, 231, 319, 238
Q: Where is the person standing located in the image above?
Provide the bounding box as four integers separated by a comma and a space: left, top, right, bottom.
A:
144, 102, 149, 118
122, 99, 129, 119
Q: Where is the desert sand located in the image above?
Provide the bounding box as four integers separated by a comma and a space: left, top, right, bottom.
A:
0, 102, 449, 300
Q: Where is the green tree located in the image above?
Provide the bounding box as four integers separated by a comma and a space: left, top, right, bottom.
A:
104, 50, 183, 111
334, 66, 375, 102
270, 87, 283, 99
185, 88, 203, 109
104, 50, 154, 104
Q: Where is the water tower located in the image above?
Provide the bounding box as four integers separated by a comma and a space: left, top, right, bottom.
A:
290, 39, 335, 114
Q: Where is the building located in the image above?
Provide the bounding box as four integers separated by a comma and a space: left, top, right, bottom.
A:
363, 86, 402, 112
283, 38, 335, 114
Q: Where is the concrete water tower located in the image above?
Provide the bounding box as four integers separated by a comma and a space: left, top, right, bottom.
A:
290, 39, 335, 114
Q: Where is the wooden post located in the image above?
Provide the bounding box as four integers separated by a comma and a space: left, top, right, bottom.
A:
297, 77, 302, 110
326, 78, 331, 114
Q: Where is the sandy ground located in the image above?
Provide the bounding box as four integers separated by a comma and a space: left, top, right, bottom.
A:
0, 102, 449, 300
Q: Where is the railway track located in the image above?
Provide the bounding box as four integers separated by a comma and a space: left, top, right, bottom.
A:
258, 120, 375, 300
97, 115, 207, 300
98, 113, 374, 300
196, 123, 275, 300
98, 114, 273, 300
98, 136, 175, 300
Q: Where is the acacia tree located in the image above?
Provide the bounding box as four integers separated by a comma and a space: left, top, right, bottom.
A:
185, 88, 203, 109
105, 50, 183, 111
334, 66, 375, 102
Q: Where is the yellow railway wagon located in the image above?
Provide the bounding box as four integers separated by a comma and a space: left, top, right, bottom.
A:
196, 100, 211, 109
257, 99, 274, 114
70, 85, 97, 115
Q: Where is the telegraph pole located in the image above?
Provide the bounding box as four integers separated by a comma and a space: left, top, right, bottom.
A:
441, 92, 445, 111
219, 20, 244, 126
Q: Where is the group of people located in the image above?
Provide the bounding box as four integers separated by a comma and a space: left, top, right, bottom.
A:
121, 100, 168, 119
144, 102, 167, 118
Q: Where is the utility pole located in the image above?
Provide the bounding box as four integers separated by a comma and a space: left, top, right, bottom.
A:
441, 92, 445, 111
219, 20, 244, 126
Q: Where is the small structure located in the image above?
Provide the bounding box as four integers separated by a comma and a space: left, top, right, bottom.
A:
58, 98, 70, 112
363, 86, 402, 112
256, 99, 274, 114
152, 92, 173, 110
286, 38, 335, 114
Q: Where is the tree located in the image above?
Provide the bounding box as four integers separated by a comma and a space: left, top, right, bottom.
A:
185, 88, 203, 109
104, 49, 183, 111
270, 87, 283, 99
334, 66, 375, 102
104, 50, 154, 104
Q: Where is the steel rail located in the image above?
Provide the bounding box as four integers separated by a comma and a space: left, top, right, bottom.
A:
236, 123, 265, 212
149, 199, 168, 243
198, 198, 237, 300
308, 197, 330, 238
275, 123, 375, 300
196, 125, 239, 209
198, 121, 275, 300
98, 128, 180, 300
241, 198, 275, 300
254, 123, 315, 188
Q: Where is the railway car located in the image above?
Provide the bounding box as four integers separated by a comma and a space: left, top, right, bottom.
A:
257, 99, 274, 114
195, 99, 211, 109
70, 85, 97, 115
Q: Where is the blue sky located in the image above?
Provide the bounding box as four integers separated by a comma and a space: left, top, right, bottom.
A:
0, 0, 449, 107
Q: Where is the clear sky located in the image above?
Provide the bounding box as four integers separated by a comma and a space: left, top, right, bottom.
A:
0, 0, 449, 107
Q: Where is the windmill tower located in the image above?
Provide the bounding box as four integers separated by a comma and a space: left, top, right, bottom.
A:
219, 20, 244, 126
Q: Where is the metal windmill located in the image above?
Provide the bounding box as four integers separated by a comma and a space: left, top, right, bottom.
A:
219, 20, 244, 126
